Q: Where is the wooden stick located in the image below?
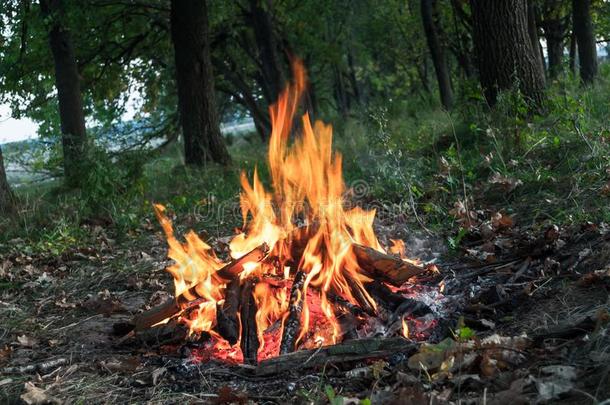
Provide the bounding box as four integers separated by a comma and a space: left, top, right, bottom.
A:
345, 277, 377, 317
256, 337, 418, 375
352, 244, 428, 286
364, 280, 430, 317
216, 278, 241, 345
279, 270, 307, 354
215, 243, 269, 281
240, 277, 259, 364
133, 243, 268, 332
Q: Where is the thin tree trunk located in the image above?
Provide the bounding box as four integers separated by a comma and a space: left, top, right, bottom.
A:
421, 0, 454, 110
333, 65, 350, 117
541, 16, 567, 79
248, 0, 286, 106
0, 145, 15, 215
347, 51, 362, 106
569, 31, 577, 74
572, 0, 597, 83
527, 0, 546, 77
170, 0, 231, 166
39, 0, 88, 188
470, 0, 546, 108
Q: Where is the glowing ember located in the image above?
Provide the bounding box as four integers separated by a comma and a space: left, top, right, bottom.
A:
152, 60, 438, 363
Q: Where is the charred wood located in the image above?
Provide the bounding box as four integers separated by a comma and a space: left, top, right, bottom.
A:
365, 280, 431, 317
240, 278, 259, 364
279, 270, 307, 354
345, 277, 377, 317
256, 337, 418, 375
132, 243, 268, 332
216, 278, 241, 345
352, 244, 428, 286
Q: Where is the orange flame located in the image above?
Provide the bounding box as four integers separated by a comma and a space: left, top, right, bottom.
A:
154, 59, 416, 360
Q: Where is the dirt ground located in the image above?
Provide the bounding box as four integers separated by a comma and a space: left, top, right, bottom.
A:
1, 219, 609, 404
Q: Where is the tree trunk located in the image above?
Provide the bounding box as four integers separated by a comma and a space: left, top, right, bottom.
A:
541, 12, 567, 79
526, 0, 546, 77
546, 29, 565, 78
248, 0, 286, 106
421, 0, 454, 110
470, 0, 546, 108
569, 31, 577, 74
0, 145, 15, 215
572, 0, 597, 84
170, 0, 231, 166
39, 0, 88, 188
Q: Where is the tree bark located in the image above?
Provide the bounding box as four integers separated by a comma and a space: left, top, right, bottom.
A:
569, 31, 577, 74
39, 0, 88, 188
470, 0, 546, 108
421, 0, 454, 110
247, 0, 286, 106
170, 0, 231, 166
572, 0, 597, 84
0, 145, 15, 215
527, 0, 546, 77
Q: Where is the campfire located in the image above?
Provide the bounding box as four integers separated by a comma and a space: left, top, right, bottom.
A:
133, 61, 440, 368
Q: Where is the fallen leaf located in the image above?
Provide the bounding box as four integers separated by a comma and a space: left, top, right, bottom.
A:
489, 172, 523, 192
17, 335, 38, 348
152, 367, 166, 386
214, 386, 248, 405
491, 212, 514, 230
83, 296, 125, 316
99, 356, 140, 373
408, 338, 456, 372
0, 345, 12, 365
21, 382, 59, 405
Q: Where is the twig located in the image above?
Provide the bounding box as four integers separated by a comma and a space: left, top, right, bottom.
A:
3, 358, 68, 374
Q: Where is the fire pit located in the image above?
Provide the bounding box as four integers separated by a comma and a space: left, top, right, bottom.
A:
129, 61, 443, 372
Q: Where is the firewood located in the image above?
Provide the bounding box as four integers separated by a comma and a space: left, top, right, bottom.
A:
279, 270, 307, 354
365, 280, 431, 317
215, 243, 269, 281
216, 278, 241, 345
352, 244, 428, 286
132, 243, 269, 332
136, 320, 188, 346
133, 299, 181, 332
327, 292, 366, 318
240, 277, 259, 364
256, 337, 418, 376
345, 277, 377, 317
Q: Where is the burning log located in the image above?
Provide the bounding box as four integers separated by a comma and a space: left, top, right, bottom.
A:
132, 243, 268, 332
345, 277, 377, 317
365, 280, 431, 317
327, 292, 366, 318
279, 270, 307, 354
352, 244, 428, 286
240, 278, 259, 364
256, 337, 418, 375
216, 279, 241, 345
215, 242, 269, 281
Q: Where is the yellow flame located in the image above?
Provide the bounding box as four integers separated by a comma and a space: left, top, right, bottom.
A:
154, 59, 414, 355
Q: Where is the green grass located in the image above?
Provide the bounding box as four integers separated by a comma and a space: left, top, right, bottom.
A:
2, 66, 610, 255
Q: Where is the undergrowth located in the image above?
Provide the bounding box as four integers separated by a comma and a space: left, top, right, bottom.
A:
2, 66, 610, 255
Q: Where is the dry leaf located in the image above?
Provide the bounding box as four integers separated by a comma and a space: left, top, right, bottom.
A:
21, 382, 59, 405
213, 386, 248, 405
17, 335, 38, 348
83, 296, 125, 316
491, 212, 514, 230
100, 356, 140, 373
152, 367, 166, 386
489, 172, 523, 192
